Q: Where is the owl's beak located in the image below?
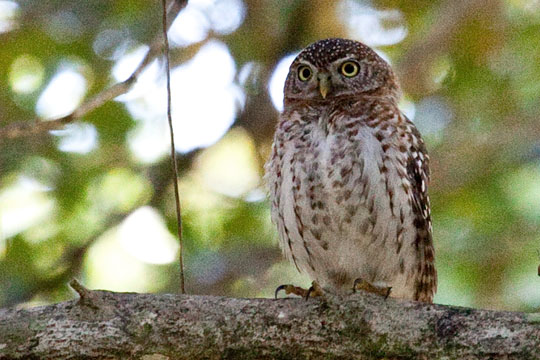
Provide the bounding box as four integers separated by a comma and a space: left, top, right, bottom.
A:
318, 75, 331, 99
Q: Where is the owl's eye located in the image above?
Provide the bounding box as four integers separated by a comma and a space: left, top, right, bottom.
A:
340, 61, 359, 77
298, 66, 313, 81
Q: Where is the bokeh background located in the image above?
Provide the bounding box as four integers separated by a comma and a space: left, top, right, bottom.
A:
1, 0, 539, 311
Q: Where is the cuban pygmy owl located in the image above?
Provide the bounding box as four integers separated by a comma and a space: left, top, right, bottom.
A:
265, 38, 436, 302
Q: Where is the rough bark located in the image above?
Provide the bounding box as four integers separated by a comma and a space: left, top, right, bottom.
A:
0, 281, 539, 360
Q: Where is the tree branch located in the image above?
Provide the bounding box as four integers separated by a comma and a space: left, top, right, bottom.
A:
1, 282, 539, 359
0, 0, 187, 140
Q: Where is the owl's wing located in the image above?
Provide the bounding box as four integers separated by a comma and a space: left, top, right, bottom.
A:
405, 122, 437, 302
406, 126, 431, 228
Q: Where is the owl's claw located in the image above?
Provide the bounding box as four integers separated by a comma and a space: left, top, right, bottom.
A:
352, 278, 392, 299
275, 281, 323, 299
275, 284, 307, 299
304, 281, 324, 300
274, 284, 290, 299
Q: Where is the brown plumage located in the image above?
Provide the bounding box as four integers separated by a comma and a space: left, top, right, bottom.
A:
265, 38, 436, 302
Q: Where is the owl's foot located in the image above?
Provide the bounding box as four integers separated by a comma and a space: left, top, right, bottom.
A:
275, 281, 323, 300
305, 281, 324, 300
352, 278, 392, 299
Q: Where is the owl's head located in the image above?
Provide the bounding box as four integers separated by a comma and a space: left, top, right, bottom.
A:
284, 38, 400, 105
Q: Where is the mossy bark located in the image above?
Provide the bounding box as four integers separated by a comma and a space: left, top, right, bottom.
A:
0, 283, 539, 359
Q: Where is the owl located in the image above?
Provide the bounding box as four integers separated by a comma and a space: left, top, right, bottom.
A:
265, 38, 436, 302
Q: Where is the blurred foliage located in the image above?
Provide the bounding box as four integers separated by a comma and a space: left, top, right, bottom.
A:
1, 0, 540, 311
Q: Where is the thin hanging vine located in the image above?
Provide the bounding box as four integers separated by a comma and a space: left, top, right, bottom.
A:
162, 0, 185, 294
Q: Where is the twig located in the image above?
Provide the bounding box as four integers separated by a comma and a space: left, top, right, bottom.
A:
162, 0, 185, 294
0, 0, 188, 140
69, 279, 100, 310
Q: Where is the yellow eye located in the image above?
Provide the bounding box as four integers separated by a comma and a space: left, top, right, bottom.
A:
298, 65, 312, 81
341, 61, 359, 77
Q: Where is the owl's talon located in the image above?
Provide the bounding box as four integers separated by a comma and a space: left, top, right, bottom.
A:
305, 281, 324, 300
274, 285, 288, 299
384, 287, 392, 300
274, 284, 310, 299
275, 281, 324, 299
352, 278, 393, 298
305, 286, 313, 300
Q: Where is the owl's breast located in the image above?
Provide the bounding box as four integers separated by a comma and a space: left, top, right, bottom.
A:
268, 110, 418, 293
